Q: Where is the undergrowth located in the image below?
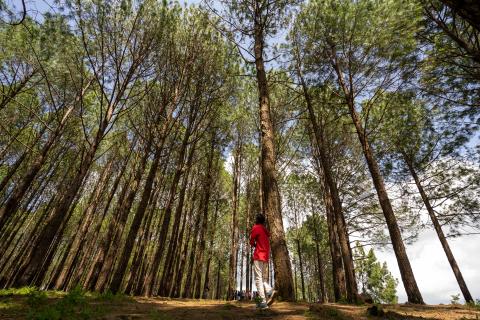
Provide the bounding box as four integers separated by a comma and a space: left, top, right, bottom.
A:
0, 286, 129, 320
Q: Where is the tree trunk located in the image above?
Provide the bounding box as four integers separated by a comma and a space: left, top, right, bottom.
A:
404, 153, 473, 303
313, 213, 326, 303
202, 198, 219, 299
332, 59, 423, 304
324, 186, 346, 301
253, 18, 294, 299
13, 129, 102, 287
81, 144, 135, 291
215, 259, 222, 300
227, 138, 241, 300
296, 239, 306, 300
142, 135, 190, 296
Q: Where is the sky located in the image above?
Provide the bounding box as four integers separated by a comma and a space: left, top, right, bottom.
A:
4, 0, 480, 305
376, 231, 480, 304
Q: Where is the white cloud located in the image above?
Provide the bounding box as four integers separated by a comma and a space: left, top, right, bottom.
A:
375, 230, 480, 304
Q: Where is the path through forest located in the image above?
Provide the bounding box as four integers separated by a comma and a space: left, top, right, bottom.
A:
2, 291, 480, 320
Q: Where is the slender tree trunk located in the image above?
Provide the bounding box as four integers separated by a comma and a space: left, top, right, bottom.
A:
203, 198, 219, 299
404, 153, 473, 303
297, 63, 357, 302
331, 57, 423, 303
215, 259, 222, 300
227, 138, 241, 300
239, 242, 244, 294
313, 213, 326, 303
13, 128, 103, 287
324, 186, 346, 301
296, 239, 306, 301
82, 144, 135, 290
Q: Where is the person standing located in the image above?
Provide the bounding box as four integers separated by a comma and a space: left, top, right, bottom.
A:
250, 213, 278, 309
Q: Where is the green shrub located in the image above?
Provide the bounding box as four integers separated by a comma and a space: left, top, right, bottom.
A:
450, 294, 461, 305
26, 289, 48, 308
0, 286, 38, 297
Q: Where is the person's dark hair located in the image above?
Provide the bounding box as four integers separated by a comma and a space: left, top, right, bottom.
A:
255, 213, 265, 225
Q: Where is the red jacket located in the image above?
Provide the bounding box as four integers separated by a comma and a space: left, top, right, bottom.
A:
250, 223, 270, 262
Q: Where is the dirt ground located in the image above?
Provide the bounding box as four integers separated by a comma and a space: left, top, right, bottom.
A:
1, 295, 480, 319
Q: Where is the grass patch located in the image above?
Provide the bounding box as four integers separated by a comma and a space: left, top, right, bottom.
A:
465, 299, 480, 311
0, 286, 39, 297
25, 286, 107, 320
0, 297, 24, 312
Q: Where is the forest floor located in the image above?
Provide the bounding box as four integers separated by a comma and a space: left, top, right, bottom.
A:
1, 288, 479, 320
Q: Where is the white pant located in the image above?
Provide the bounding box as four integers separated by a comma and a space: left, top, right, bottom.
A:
253, 260, 272, 303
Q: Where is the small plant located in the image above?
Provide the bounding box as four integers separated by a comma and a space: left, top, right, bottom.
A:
451, 294, 461, 305
96, 289, 131, 302
63, 285, 86, 305
466, 299, 480, 311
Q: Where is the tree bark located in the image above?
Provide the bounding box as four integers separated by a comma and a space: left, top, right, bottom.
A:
253, 15, 295, 301
331, 55, 423, 303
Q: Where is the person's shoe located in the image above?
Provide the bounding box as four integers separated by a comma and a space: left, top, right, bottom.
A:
267, 290, 278, 306
257, 302, 269, 309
